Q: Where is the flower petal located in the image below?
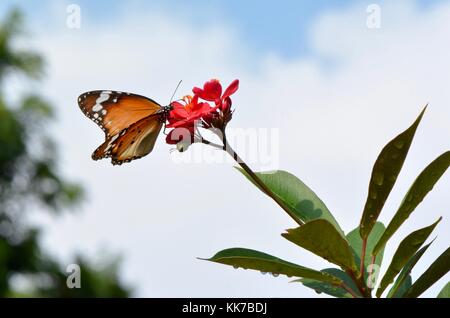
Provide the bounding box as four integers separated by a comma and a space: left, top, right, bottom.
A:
193, 79, 222, 101
222, 79, 239, 99
221, 96, 232, 112
192, 101, 213, 114
171, 107, 189, 120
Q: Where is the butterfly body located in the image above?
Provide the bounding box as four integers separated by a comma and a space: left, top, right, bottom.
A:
78, 90, 171, 165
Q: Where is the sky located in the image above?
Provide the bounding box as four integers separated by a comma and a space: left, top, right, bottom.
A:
1, 0, 449, 297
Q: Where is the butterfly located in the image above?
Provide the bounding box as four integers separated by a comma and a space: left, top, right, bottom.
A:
78, 90, 172, 165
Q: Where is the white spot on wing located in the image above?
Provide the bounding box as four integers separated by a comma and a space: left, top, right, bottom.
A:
92, 91, 110, 112
111, 134, 119, 142
105, 134, 120, 151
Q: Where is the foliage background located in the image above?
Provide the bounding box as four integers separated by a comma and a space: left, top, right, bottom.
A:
0, 9, 130, 297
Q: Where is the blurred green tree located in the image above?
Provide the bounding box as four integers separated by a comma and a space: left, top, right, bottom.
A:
0, 9, 131, 297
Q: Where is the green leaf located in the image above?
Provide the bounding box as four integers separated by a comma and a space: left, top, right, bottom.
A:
437, 282, 450, 298
404, 247, 450, 298
360, 107, 426, 239
389, 275, 412, 298
203, 248, 342, 284
373, 151, 450, 256
346, 222, 385, 282
377, 218, 441, 297
299, 268, 361, 298
236, 168, 343, 235
282, 219, 358, 273
387, 241, 433, 298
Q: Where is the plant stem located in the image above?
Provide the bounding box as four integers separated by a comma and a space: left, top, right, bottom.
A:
225, 140, 304, 226
200, 139, 224, 150
370, 254, 376, 266
360, 238, 367, 278
202, 136, 304, 226
341, 283, 361, 298
352, 238, 374, 297
347, 270, 371, 298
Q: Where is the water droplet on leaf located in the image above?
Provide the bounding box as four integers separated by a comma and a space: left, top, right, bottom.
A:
394, 139, 405, 149
374, 172, 384, 186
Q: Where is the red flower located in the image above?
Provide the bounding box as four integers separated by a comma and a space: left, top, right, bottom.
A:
166, 95, 211, 146
165, 79, 239, 149
167, 95, 213, 128
193, 79, 239, 112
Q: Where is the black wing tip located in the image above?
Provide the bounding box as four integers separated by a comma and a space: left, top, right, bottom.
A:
111, 155, 146, 166
77, 90, 96, 101
77, 90, 162, 111
91, 151, 147, 166
77, 90, 114, 103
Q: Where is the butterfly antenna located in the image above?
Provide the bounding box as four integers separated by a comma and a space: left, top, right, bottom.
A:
169, 80, 183, 106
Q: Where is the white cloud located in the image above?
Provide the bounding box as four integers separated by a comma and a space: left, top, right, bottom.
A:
22, 0, 450, 297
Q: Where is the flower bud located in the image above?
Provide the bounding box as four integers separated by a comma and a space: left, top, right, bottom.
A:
176, 141, 191, 152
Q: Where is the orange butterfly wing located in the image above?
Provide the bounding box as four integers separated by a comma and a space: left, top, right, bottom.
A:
78, 90, 161, 137
92, 115, 163, 165
78, 90, 165, 165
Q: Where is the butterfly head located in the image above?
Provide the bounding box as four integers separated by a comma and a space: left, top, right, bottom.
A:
158, 105, 173, 123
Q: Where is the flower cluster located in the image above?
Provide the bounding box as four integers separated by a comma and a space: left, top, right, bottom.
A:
166, 79, 239, 151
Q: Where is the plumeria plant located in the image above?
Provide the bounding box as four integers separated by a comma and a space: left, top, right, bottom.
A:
167, 79, 450, 298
